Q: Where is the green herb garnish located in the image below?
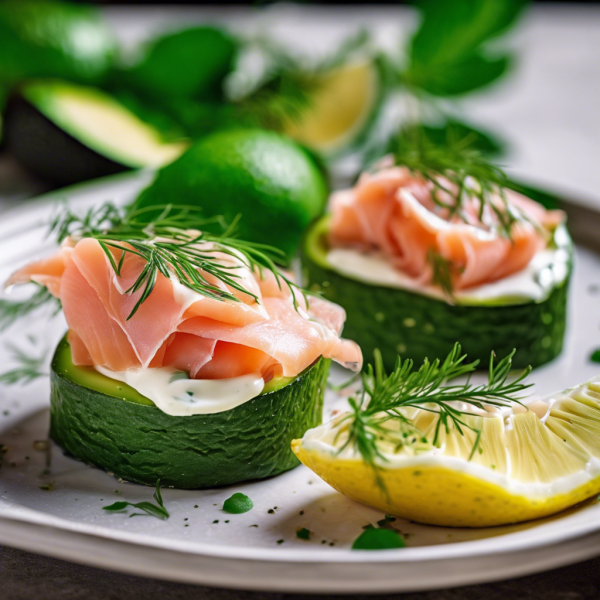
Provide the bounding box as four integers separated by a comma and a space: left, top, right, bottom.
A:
590, 349, 600, 364
427, 249, 457, 297
0, 343, 47, 385
223, 492, 253, 514
49, 202, 305, 320
102, 480, 169, 520
296, 527, 311, 540
351, 528, 406, 550
0, 286, 61, 332
339, 344, 531, 490
393, 127, 527, 239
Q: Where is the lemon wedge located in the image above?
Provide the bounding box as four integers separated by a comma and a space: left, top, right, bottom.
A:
283, 59, 381, 155
292, 377, 600, 527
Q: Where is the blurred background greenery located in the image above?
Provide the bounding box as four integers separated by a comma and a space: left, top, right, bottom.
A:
0, 0, 574, 257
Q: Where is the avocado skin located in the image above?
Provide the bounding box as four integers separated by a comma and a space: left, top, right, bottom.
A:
4, 91, 127, 185
302, 219, 570, 372
50, 353, 328, 489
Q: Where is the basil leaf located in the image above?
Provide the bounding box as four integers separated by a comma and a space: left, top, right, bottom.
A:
406, 0, 527, 96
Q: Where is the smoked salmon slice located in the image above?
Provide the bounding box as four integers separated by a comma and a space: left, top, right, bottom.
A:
329, 167, 564, 290
8, 235, 362, 379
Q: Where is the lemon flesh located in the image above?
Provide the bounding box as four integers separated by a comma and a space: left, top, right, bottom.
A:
283, 60, 380, 155
292, 379, 600, 527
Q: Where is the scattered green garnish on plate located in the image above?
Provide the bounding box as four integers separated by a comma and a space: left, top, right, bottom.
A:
351, 528, 406, 551
590, 349, 600, 364
103, 480, 169, 520
0, 342, 48, 385
296, 527, 311, 540
223, 493, 254, 514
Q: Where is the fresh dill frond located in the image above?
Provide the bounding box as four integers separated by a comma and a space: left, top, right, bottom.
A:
393, 126, 525, 238
426, 249, 456, 298
0, 342, 48, 385
339, 344, 532, 489
50, 203, 306, 320
103, 480, 169, 520
0, 286, 61, 332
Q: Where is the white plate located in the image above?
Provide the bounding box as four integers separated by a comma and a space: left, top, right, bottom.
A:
1, 171, 600, 593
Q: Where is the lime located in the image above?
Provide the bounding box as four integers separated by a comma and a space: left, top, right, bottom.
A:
134, 129, 328, 261
282, 59, 382, 156
0, 0, 116, 85
121, 27, 237, 103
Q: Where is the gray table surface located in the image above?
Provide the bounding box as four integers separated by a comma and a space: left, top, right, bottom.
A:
1, 4, 600, 598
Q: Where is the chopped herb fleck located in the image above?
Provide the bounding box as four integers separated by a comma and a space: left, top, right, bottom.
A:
223, 493, 253, 514
296, 527, 311, 540
590, 349, 600, 364
276, 539, 284, 545
213, 520, 219, 524
352, 528, 406, 550
103, 480, 169, 520
39, 481, 54, 492
268, 509, 275, 514
249, 524, 259, 528
299, 510, 304, 516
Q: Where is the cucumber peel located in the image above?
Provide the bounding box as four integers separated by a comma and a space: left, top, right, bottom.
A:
302, 217, 571, 371
50, 338, 328, 488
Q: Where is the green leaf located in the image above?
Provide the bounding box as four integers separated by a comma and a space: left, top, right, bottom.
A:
102, 501, 129, 512
296, 527, 311, 540
223, 493, 254, 514
406, 0, 528, 96
590, 349, 600, 364
352, 528, 406, 550
414, 54, 512, 97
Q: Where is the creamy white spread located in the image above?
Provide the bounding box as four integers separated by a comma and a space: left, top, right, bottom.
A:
326, 224, 571, 304
95, 365, 265, 417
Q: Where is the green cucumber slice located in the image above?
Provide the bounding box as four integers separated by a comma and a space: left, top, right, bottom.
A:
302, 217, 571, 371
50, 338, 328, 488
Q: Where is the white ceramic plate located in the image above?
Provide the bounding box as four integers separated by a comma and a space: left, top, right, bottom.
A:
1, 171, 600, 594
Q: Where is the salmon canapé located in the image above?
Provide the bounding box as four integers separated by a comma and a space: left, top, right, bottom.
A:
8, 235, 362, 380
328, 167, 565, 290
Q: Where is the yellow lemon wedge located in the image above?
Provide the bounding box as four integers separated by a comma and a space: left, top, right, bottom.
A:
283, 59, 381, 155
292, 377, 600, 527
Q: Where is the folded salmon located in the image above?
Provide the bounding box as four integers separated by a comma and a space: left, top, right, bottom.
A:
329, 167, 565, 290
8, 235, 362, 379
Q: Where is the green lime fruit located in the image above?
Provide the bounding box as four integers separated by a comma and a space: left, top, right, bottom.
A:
120, 26, 237, 103
134, 129, 328, 261
0, 0, 116, 85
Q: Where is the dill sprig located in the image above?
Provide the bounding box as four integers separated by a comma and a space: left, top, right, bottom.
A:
50, 203, 306, 320
393, 127, 526, 238
338, 344, 532, 489
102, 480, 169, 520
0, 286, 61, 332
0, 342, 48, 385
426, 249, 456, 298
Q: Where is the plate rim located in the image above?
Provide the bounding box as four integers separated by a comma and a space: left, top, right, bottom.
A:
2, 171, 600, 591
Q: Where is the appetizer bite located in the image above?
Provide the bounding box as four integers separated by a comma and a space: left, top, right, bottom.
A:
302, 142, 571, 370
293, 346, 600, 527
7, 205, 361, 488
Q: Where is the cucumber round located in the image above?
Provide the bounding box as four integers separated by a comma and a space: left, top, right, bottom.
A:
302, 217, 571, 371
50, 338, 328, 488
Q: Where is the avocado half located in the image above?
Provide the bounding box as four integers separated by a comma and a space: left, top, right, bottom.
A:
4, 80, 187, 185
50, 338, 329, 488
302, 217, 572, 371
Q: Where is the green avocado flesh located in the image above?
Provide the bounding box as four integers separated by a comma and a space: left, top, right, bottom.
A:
302, 217, 571, 371
50, 339, 328, 488
4, 80, 186, 185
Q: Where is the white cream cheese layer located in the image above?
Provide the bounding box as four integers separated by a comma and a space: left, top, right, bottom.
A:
95, 366, 265, 417
326, 224, 571, 305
